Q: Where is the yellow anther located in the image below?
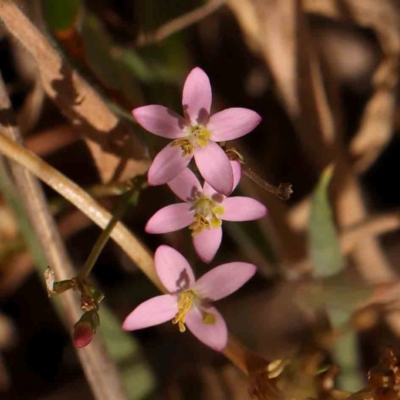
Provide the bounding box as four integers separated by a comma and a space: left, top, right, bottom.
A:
172, 291, 195, 332
171, 126, 211, 156
202, 311, 217, 325
189, 213, 210, 235
212, 205, 225, 216
190, 125, 211, 147
171, 139, 195, 157
189, 197, 225, 235
210, 215, 222, 228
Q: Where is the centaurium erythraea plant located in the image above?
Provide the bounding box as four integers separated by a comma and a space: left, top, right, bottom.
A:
132, 67, 261, 196
122, 245, 256, 351
145, 162, 267, 262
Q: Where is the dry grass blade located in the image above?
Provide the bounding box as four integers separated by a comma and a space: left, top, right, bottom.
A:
227, 0, 299, 117
350, 66, 397, 172
340, 211, 400, 254
136, 0, 226, 47
0, 74, 129, 400
305, 0, 400, 172
0, 0, 149, 183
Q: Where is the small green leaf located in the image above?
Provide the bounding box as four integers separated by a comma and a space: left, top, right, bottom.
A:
41, 0, 81, 32
81, 14, 144, 105
309, 166, 344, 278
99, 308, 155, 399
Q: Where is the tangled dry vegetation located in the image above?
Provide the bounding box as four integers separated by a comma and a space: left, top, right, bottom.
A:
1, 0, 400, 399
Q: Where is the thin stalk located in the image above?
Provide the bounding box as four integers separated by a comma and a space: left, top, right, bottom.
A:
79, 187, 138, 281
242, 164, 293, 201
0, 130, 163, 291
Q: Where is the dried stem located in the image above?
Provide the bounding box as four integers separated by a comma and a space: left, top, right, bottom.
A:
0, 74, 129, 400
0, 128, 163, 291
341, 211, 400, 254
136, 0, 226, 47
242, 165, 293, 200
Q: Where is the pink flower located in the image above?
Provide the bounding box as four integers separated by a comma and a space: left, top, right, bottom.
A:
132, 67, 261, 196
145, 162, 267, 262
122, 245, 256, 351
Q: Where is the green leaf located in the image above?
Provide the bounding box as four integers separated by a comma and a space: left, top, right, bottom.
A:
309, 167, 344, 278
99, 308, 155, 399
41, 0, 81, 32
80, 13, 144, 105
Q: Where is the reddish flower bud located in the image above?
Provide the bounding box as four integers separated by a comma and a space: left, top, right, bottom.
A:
72, 310, 99, 348
73, 321, 93, 348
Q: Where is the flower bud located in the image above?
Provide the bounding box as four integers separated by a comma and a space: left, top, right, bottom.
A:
73, 310, 99, 348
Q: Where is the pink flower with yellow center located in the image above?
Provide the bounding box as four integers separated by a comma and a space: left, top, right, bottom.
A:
145, 162, 267, 262
132, 67, 261, 196
122, 245, 256, 351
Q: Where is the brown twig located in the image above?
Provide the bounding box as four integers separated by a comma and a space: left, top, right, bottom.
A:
135, 0, 226, 47
25, 125, 79, 156
340, 211, 400, 254
0, 73, 129, 400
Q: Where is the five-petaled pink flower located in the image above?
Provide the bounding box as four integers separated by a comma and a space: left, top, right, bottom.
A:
145, 162, 267, 263
122, 245, 256, 351
132, 67, 261, 196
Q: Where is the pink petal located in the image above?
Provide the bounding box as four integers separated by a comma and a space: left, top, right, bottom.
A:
231, 161, 242, 192
148, 143, 192, 186
201, 161, 240, 198
221, 197, 267, 221
193, 227, 222, 263
168, 168, 202, 201
145, 203, 193, 234
122, 295, 178, 330
193, 262, 256, 301
194, 141, 233, 196
182, 67, 212, 125
132, 105, 186, 139
186, 306, 228, 351
208, 108, 261, 141
155, 245, 195, 292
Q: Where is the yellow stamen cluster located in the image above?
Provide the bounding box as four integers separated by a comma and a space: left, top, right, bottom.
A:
189, 197, 225, 235
172, 290, 217, 333
171, 138, 195, 157
171, 125, 211, 157
172, 291, 195, 332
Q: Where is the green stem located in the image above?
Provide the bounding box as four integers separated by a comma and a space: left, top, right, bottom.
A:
78, 184, 139, 281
